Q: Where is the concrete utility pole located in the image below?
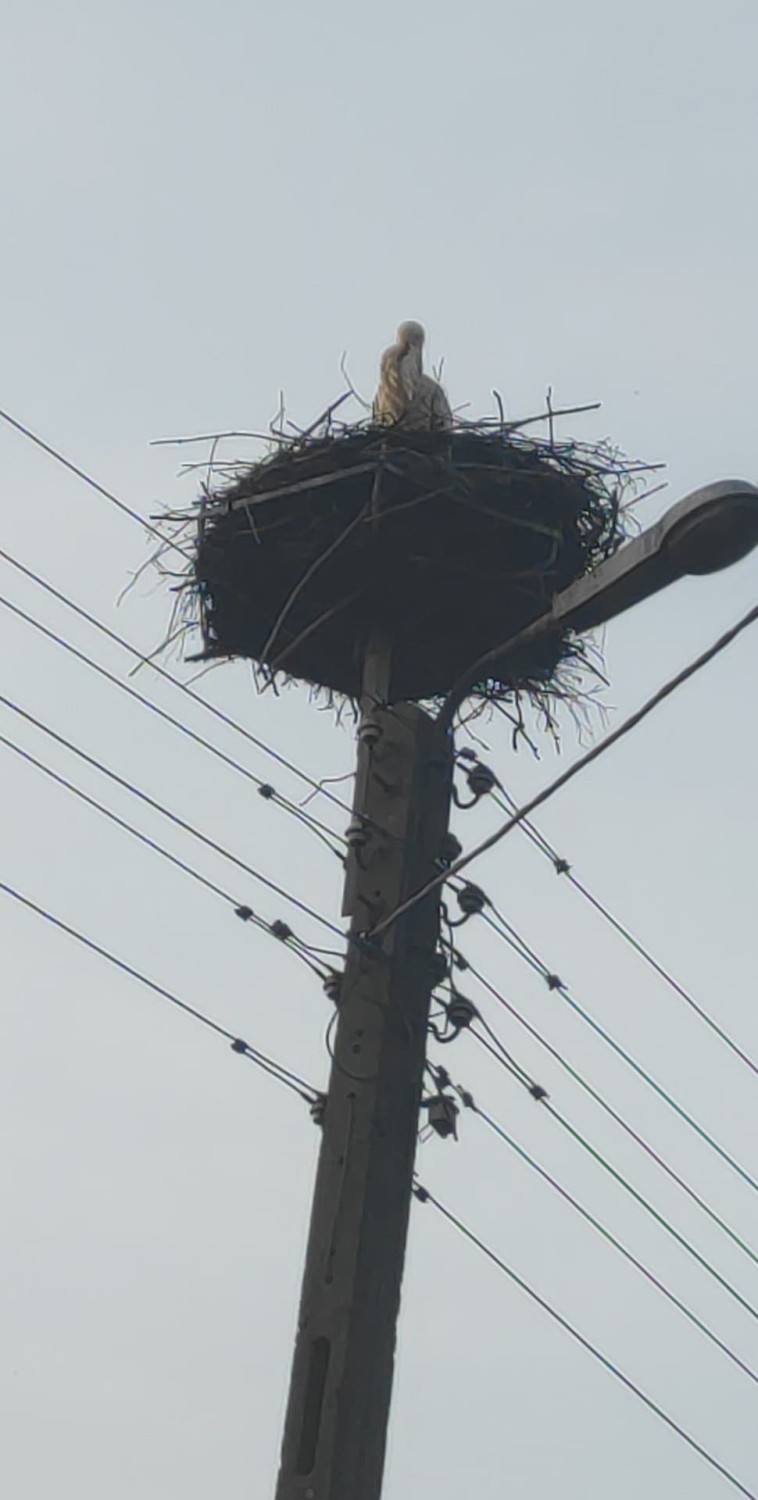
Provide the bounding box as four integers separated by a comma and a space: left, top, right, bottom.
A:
269, 480, 758, 1500
275, 640, 453, 1500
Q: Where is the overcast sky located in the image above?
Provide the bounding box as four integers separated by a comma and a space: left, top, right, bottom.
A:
2, 2, 758, 1497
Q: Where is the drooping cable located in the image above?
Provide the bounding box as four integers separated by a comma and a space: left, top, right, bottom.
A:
471, 1027, 758, 1324
0, 731, 334, 984
0, 407, 192, 558
457, 1090, 758, 1385
413, 1184, 757, 1500
0, 879, 319, 1105
0, 691, 344, 943
0, 590, 345, 860
491, 785, 758, 1078
0, 444, 354, 817
462, 956, 758, 1268
483, 906, 758, 1196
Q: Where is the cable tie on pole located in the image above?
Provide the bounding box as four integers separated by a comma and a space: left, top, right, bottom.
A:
413, 1184, 430, 1202
323, 971, 342, 1003
309, 1093, 327, 1127
351, 931, 385, 959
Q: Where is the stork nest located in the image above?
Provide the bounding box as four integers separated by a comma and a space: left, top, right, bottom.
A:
160, 410, 656, 727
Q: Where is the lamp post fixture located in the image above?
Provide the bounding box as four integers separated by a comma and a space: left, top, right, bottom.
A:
441, 480, 758, 724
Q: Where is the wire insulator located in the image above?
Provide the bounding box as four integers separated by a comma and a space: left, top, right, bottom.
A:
426, 1095, 459, 1139
323, 971, 343, 1003
456, 883, 488, 918
270, 919, 293, 942
447, 994, 477, 1030
466, 763, 497, 799
439, 832, 463, 866
231, 1038, 248, 1054
554, 857, 570, 875
429, 951, 450, 988
235, 905, 254, 922
546, 973, 562, 991
257, 783, 275, 800
529, 1083, 549, 1101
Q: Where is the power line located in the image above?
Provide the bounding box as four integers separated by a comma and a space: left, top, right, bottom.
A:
0, 879, 319, 1105
414, 1184, 757, 1500
0, 407, 194, 561
483, 907, 758, 1196
457, 1089, 758, 1385
0, 691, 345, 944
0, 543, 354, 818
370, 599, 758, 937
0, 432, 351, 822
463, 956, 758, 1269
0, 730, 333, 984
0, 408, 193, 559
0, 588, 344, 860
492, 786, 758, 1078
472, 1027, 758, 1325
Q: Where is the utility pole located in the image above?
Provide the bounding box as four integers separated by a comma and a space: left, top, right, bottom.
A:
275, 638, 453, 1500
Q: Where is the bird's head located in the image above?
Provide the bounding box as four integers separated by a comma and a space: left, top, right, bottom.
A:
396, 320, 426, 352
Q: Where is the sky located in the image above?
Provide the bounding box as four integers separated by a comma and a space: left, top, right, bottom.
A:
1, 1, 757, 1496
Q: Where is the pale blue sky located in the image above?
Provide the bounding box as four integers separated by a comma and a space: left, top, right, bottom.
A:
1, 2, 757, 1497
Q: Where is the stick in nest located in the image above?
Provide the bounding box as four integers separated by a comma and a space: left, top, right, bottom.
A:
259, 501, 371, 663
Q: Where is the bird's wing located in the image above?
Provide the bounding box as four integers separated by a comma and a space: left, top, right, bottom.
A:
418, 374, 453, 430
373, 346, 406, 424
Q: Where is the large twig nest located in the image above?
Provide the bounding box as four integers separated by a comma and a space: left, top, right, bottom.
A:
169, 418, 650, 712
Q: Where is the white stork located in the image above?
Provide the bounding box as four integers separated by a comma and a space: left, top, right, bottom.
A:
373, 321, 453, 431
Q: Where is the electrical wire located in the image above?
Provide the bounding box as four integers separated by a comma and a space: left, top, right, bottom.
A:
0, 588, 345, 860
370, 598, 758, 937
414, 1184, 757, 1500
0, 407, 193, 559
491, 785, 758, 1078
0, 879, 319, 1104
0, 691, 345, 944
0, 731, 334, 984
471, 1027, 758, 1324
456, 1089, 758, 1386
462, 957, 758, 1269
0, 463, 354, 819
483, 907, 758, 1196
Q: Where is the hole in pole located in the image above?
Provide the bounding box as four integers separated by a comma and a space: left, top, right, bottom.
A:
296, 1336, 331, 1476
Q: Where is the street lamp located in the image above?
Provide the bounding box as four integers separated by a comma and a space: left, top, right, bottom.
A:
441, 479, 758, 723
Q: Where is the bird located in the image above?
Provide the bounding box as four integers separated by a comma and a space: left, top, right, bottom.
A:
373, 321, 453, 430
